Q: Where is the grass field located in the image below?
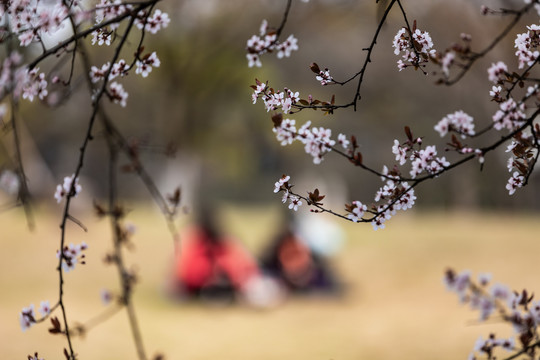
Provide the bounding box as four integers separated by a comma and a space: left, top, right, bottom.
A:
1, 204, 539, 359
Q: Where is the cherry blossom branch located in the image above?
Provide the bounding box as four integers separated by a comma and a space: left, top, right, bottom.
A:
54, 4, 175, 358
445, 269, 540, 360
506, 56, 540, 98
270, 100, 540, 229
106, 133, 147, 360
275, 0, 293, 39
284, 0, 430, 113
73, 21, 179, 237
245, 0, 300, 67
8, 0, 172, 358
395, 0, 428, 75
287, 0, 399, 113
53, 9, 140, 359
72, 303, 123, 336
101, 113, 180, 240
351, 0, 398, 110
444, 1, 537, 86
503, 341, 540, 360
27, 0, 160, 71
8, 96, 35, 230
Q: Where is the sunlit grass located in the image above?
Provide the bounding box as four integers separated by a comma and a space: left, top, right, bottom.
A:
1, 204, 538, 359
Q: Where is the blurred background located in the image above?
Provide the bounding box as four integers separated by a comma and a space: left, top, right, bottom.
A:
1, 0, 540, 359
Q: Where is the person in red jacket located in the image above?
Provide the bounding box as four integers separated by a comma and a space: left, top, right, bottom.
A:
173, 213, 260, 303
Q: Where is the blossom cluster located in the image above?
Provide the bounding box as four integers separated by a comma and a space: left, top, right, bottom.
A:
368, 168, 416, 230
251, 80, 300, 114
88, 3, 168, 108
272, 116, 344, 164
0, 52, 49, 102
264, 13, 540, 227
440, 51, 455, 77
487, 61, 508, 84
514, 25, 540, 69
92, 1, 170, 46
492, 98, 526, 132
3, 0, 69, 47
431, 33, 472, 78
56, 242, 88, 272
392, 26, 436, 71
90, 64, 133, 107
135, 9, 170, 34
19, 300, 51, 332
504, 132, 538, 195
444, 269, 540, 360
90, 60, 130, 83
273, 175, 302, 211
315, 68, 334, 86
54, 174, 82, 203
246, 20, 299, 67
434, 110, 476, 138
136, 52, 161, 78
108, 82, 129, 107
94, 0, 129, 29
271, 119, 421, 228
391, 139, 449, 179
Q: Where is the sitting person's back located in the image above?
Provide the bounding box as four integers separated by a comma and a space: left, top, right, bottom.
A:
260, 225, 342, 295
174, 216, 259, 303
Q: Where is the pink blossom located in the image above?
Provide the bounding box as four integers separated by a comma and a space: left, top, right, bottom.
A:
395, 186, 416, 211
490, 283, 511, 302
101, 289, 113, 305
54, 174, 82, 203
38, 300, 51, 316
477, 273, 492, 286
19, 304, 36, 331
371, 214, 386, 231
276, 35, 299, 59
90, 62, 111, 83
109, 82, 128, 107
272, 118, 296, 145
492, 98, 526, 131
514, 27, 540, 69
56, 242, 88, 272
298, 124, 336, 164
392, 139, 408, 165
91, 28, 112, 46
506, 171, 525, 195
441, 51, 455, 76
142, 9, 170, 34
95, 0, 129, 26
288, 195, 302, 211
487, 61, 508, 83
136, 52, 160, 78
347, 201, 367, 222
245, 20, 299, 67
434, 110, 475, 138
273, 175, 290, 193
337, 133, 349, 149
19, 68, 48, 102
393, 26, 436, 70
316, 68, 333, 85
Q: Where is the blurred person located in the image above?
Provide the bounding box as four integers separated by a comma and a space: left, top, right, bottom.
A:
171, 211, 283, 307
260, 218, 343, 295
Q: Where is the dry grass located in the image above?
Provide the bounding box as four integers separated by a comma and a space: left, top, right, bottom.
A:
1, 204, 539, 359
